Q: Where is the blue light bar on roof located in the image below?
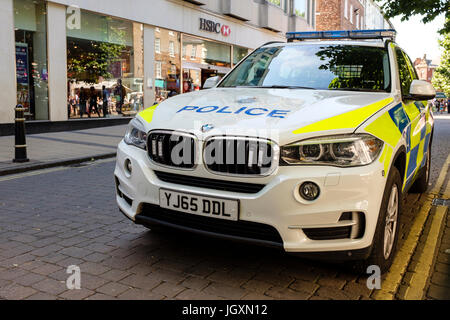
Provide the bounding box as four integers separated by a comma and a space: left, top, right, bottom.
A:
286, 29, 396, 41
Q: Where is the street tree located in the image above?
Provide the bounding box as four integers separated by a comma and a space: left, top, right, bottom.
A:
432, 29, 450, 96
375, 0, 450, 34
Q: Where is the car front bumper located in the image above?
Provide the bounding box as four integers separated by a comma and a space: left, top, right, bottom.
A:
115, 140, 388, 257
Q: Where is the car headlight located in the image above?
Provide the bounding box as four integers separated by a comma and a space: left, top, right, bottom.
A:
281, 134, 383, 167
124, 118, 147, 150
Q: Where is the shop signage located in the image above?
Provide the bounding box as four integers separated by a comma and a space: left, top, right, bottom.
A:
199, 18, 231, 37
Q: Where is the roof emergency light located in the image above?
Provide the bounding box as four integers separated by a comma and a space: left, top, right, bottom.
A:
286, 29, 396, 42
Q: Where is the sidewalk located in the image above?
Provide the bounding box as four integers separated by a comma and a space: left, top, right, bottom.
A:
0, 125, 127, 176
426, 177, 450, 299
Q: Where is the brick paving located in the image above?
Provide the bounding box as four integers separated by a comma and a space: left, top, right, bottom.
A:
0, 159, 430, 300
425, 181, 450, 300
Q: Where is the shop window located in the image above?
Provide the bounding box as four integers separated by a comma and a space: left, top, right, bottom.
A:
66, 10, 144, 118
153, 28, 181, 104
233, 46, 250, 65
14, 0, 49, 121
182, 35, 231, 93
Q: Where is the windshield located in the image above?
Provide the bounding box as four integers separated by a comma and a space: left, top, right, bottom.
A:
219, 44, 391, 92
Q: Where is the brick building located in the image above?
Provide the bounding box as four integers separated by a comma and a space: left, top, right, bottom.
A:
316, 0, 364, 31
414, 54, 439, 83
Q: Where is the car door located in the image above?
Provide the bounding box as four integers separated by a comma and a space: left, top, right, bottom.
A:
395, 47, 427, 189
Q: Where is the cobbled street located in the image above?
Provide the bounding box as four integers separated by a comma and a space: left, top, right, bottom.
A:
0, 118, 448, 300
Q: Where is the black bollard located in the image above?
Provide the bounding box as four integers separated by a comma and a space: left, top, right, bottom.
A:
13, 104, 29, 163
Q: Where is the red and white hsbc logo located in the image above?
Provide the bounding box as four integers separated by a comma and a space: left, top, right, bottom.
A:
221, 25, 231, 37
199, 18, 231, 37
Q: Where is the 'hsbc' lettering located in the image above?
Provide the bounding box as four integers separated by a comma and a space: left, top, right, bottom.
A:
199, 18, 231, 37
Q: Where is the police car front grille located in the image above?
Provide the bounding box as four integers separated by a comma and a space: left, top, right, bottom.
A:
154, 171, 265, 194
204, 137, 276, 176
147, 131, 196, 169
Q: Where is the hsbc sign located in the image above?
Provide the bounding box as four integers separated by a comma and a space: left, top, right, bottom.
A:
199, 18, 231, 37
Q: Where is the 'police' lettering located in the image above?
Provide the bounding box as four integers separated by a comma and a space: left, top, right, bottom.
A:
177, 106, 291, 118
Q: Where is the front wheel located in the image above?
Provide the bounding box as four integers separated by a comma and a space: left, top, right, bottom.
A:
359, 167, 402, 274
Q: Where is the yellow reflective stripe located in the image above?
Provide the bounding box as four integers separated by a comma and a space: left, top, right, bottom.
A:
379, 144, 393, 177
416, 140, 425, 173
292, 98, 393, 135
365, 112, 402, 148
139, 104, 159, 123
403, 102, 420, 122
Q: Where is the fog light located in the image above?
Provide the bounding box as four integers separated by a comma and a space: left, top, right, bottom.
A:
124, 159, 132, 175
299, 182, 320, 201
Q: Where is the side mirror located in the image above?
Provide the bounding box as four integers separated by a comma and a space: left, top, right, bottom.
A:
203, 76, 221, 89
408, 80, 436, 101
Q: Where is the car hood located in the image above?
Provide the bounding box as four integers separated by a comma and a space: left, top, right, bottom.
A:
140, 88, 393, 145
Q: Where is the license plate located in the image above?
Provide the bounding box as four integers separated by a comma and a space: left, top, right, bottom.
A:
159, 189, 239, 221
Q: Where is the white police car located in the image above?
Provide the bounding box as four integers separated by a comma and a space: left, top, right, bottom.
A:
115, 30, 435, 272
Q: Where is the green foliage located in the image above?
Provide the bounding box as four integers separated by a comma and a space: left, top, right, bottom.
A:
432, 29, 450, 96
375, 0, 450, 34
67, 27, 127, 84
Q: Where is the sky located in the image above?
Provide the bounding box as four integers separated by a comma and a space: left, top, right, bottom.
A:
390, 14, 446, 63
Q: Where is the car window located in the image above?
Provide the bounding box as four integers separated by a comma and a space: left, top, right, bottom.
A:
395, 47, 413, 96
219, 44, 391, 92
402, 50, 419, 81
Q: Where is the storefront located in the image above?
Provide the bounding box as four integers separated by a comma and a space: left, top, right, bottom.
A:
13, 0, 49, 121
66, 10, 144, 119
0, 0, 314, 127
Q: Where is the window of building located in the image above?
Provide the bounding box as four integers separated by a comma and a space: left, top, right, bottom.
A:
155, 38, 161, 53
66, 10, 144, 118
169, 41, 175, 57
350, 5, 353, 23
344, 0, 348, 19
155, 61, 162, 79
268, 0, 282, 7
13, 0, 49, 121
191, 45, 197, 59
293, 0, 307, 18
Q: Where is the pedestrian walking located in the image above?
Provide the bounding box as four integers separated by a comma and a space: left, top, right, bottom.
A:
114, 79, 126, 114
89, 86, 101, 118
79, 87, 88, 118
102, 85, 109, 118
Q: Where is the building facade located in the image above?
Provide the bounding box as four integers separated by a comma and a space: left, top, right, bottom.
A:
315, 0, 391, 31
414, 55, 439, 83
362, 0, 393, 30
315, 0, 365, 31
0, 0, 316, 125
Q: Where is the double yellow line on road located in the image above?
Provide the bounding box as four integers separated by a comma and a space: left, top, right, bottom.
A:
374, 155, 450, 300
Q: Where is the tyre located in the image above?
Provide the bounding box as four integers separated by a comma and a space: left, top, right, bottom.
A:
357, 167, 402, 274
409, 147, 431, 193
